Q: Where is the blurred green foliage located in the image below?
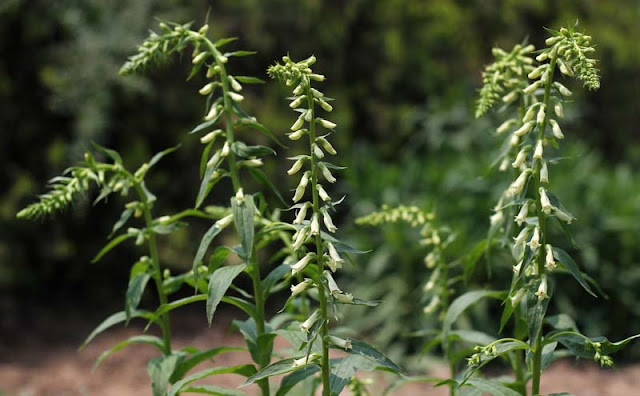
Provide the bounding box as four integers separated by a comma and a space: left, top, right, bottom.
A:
1, 0, 639, 361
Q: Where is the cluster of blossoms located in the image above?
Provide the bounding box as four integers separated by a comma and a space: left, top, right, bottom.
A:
483, 26, 599, 308
268, 55, 353, 360
357, 205, 454, 317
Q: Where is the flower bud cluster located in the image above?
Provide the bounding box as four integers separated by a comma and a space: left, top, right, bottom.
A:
269, 55, 352, 338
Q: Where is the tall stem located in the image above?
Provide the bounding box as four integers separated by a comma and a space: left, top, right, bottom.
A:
134, 182, 172, 355
530, 57, 556, 396
306, 86, 331, 396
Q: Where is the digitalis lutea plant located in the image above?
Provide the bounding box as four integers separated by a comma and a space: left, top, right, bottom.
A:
121, 21, 291, 396
463, 23, 640, 395
16, 143, 233, 396
240, 55, 404, 396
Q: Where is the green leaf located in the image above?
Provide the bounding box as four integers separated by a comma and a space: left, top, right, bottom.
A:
171, 346, 244, 382
329, 355, 376, 396
222, 296, 257, 318
224, 50, 257, 57
80, 310, 154, 349
548, 393, 576, 396
463, 239, 489, 282
179, 385, 247, 396
125, 273, 150, 320
275, 364, 320, 396
152, 221, 187, 235
169, 365, 256, 396
214, 37, 238, 48
207, 264, 247, 325
196, 160, 222, 208
462, 340, 529, 382
193, 222, 228, 273
241, 358, 299, 387
208, 246, 232, 272
190, 113, 222, 135
527, 292, 550, 344
91, 142, 122, 165
261, 264, 290, 297
546, 314, 578, 331
541, 341, 558, 371
148, 145, 181, 169
443, 290, 505, 350
231, 141, 276, 158
343, 339, 406, 374
232, 195, 255, 260
248, 168, 287, 207
110, 208, 134, 237
234, 119, 285, 148
466, 378, 521, 396
551, 332, 640, 359
91, 233, 134, 263
448, 330, 496, 346
233, 76, 265, 84
95, 335, 164, 368
148, 354, 180, 396
552, 247, 596, 297
154, 294, 206, 317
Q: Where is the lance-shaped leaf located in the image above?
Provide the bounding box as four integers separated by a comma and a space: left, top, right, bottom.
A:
95, 335, 164, 368
207, 264, 247, 325
168, 365, 256, 396
80, 309, 155, 349
148, 145, 181, 169
340, 339, 406, 374
329, 355, 376, 396
171, 346, 244, 382
552, 247, 596, 297
91, 233, 134, 263
232, 195, 255, 260
241, 358, 300, 387
465, 378, 521, 396
231, 141, 276, 158
125, 273, 150, 321
148, 354, 180, 396
275, 364, 320, 396
549, 332, 640, 359
193, 221, 230, 274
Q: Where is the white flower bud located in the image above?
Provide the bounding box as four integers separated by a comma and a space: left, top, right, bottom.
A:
228, 92, 244, 102
539, 187, 552, 214
192, 52, 207, 64
536, 105, 546, 125
317, 118, 337, 129
310, 213, 320, 235
289, 96, 304, 108
291, 114, 305, 131
512, 260, 523, 274
523, 81, 541, 94
198, 24, 209, 35
327, 335, 352, 350
205, 104, 219, 121
218, 55, 228, 63
497, 119, 516, 134
318, 163, 336, 183
200, 129, 223, 144
558, 60, 574, 77
554, 102, 564, 118
523, 106, 537, 123
528, 65, 546, 79
512, 148, 527, 168
327, 242, 344, 272
310, 88, 324, 97
313, 144, 325, 159
535, 276, 548, 300
536, 52, 549, 62
235, 188, 244, 204
490, 210, 504, 227
220, 141, 230, 157
322, 211, 337, 233
545, 244, 556, 271
554, 82, 572, 96
287, 157, 306, 175
291, 253, 315, 275
293, 83, 305, 95
287, 129, 306, 140
206, 151, 222, 168
507, 168, 531, 197
510, 289, 526, 307
423, 296, 440, 314
291, 227, 309, 251
550, 119, 564, 139
533, 140, 544, 159
424, 268, 440, 292
199, 82, 215, 95
527, 227, 541, 250
290, 278, 313, 296
325, 271, 341, 296
292, 353, 320, 368
228, 76, 242, 92
514, 227, 530, 246
309, 74, 325, 81
554, 207, 574, 224
318, 99, 333, 112
514, 121, 534, 137
545, 36, 562, 46
293, 172, 310, 202
514, 203, 529, 226
317, 184, 331, 202
299, 310, 320, 332
317, 137, 337, 155
215, 214, 234, 229
540, 160, 549, 183
240, 158, 263, 167
334, 293, 353, 303
293, 203, 311, 225
502, 91, 518, 103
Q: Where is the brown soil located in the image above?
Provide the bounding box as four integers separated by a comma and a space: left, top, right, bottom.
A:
1, 311, 639, 396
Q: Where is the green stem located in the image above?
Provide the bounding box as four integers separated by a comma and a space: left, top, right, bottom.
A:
134, 182, 172, 355
306, 85, 331, 396
530, 56, 556, 396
